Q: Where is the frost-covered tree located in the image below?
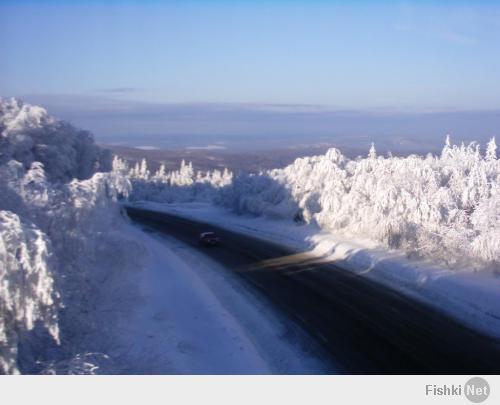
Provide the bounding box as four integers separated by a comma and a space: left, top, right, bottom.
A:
486, 137, 497, 161
111, 155, 129, 175
0, 99, 141, 374
188, 138, 496, 268
0, 98, 111, 182
124, 157, 233, 203
139, 158, 150, 179
0, 211, 59, 374
120, 135, 498, 268
368, 143, 377, 159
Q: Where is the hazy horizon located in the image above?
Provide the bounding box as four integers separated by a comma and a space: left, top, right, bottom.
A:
10, 94, 499, 153
2, 0, 500, 151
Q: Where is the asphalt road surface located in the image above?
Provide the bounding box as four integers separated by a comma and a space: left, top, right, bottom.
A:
126, 206, 500, 374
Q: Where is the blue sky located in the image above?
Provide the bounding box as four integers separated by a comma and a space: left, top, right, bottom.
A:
1, 0, 499, 145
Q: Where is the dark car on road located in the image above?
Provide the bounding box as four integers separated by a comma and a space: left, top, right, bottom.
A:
199, 232, 221, 246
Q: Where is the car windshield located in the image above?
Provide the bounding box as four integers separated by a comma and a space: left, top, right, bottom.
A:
202, 232, 216, 237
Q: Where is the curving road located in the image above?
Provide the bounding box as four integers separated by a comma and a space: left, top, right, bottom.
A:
126, 206, 500, 374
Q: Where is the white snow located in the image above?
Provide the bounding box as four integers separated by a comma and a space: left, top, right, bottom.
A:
107, 223, 333, 374
128, 201, 500, 339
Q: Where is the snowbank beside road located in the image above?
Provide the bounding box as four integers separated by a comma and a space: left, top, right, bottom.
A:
128, 201, 500, 340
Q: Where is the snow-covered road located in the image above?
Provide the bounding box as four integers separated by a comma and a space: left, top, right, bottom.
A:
127, 201, 500, 340
108, 224, 332, 374
125, 205, 500, 374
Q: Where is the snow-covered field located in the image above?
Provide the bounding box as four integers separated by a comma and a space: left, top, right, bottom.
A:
129, 201, 500, 339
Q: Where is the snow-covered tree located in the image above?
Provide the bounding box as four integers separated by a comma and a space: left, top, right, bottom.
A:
125, 157, 233, 203
0, 99, 141, 374
368, 143, 377, 159
486, 137, 497, 161
121, 134, 498, 269
112, 155, 129, 175
0, 98, 111, 182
